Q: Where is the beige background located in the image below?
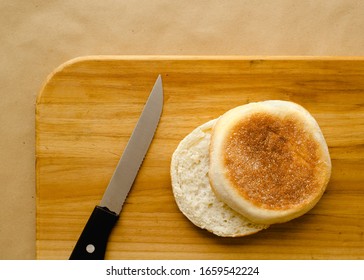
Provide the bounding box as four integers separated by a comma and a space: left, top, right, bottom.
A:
1, 0, 363, 260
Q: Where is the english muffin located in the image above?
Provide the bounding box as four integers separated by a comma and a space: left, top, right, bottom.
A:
209, 100, 331, 224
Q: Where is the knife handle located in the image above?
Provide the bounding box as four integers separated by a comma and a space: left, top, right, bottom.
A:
69, 206, 119, 260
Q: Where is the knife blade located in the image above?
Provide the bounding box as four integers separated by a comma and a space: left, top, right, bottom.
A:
69, 75, 163, 260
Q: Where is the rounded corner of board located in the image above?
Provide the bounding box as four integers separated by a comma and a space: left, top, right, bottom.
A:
35, 56, 100, 105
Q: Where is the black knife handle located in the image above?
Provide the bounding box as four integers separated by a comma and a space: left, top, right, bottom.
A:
69, 206, 119, 260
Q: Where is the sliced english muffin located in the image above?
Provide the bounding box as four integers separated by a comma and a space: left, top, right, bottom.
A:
171, 119, 269, 237
209, 100, 331, 224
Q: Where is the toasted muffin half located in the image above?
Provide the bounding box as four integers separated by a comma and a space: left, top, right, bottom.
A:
209, 100, 331, 224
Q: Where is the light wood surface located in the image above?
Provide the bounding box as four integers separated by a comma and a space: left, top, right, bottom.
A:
36, 56, 364, 260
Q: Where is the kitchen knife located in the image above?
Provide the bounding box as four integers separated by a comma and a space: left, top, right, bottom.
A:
69, 75, 163, 260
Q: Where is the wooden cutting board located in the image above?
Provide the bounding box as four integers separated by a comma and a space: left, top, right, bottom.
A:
36, 56, 364, 260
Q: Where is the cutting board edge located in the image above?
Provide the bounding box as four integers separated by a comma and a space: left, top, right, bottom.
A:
35, 55, 364, 106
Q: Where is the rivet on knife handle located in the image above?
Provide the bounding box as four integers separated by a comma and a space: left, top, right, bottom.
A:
69, 206, 118, 260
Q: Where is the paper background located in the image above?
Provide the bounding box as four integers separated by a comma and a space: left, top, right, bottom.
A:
1, 0, 363, 259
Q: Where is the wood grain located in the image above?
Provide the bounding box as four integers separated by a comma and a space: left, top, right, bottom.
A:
36, 56, 364, 259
